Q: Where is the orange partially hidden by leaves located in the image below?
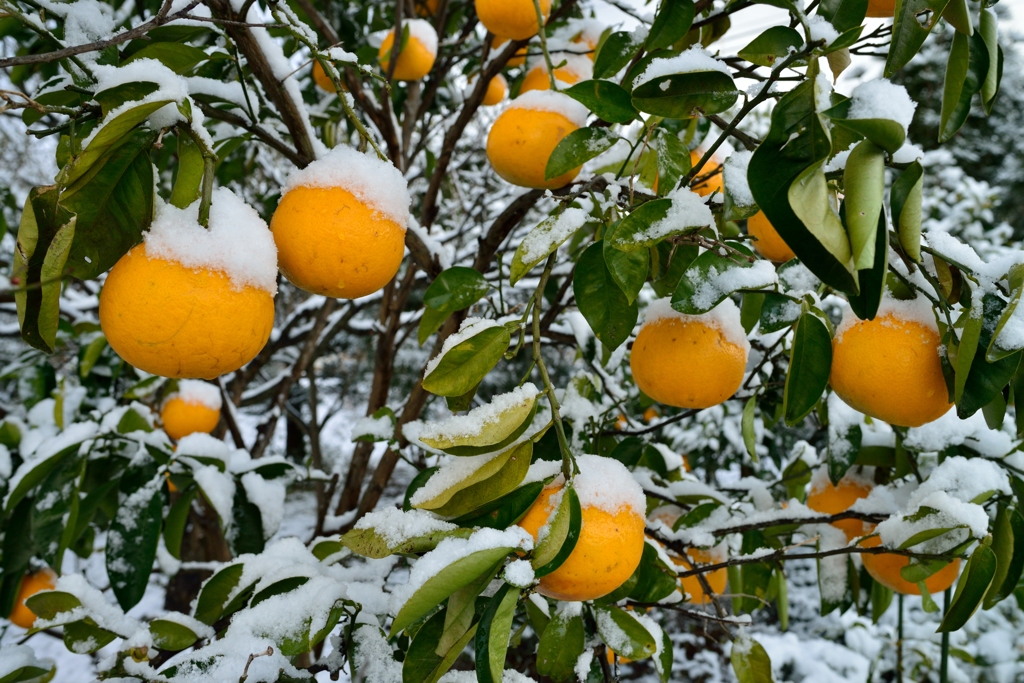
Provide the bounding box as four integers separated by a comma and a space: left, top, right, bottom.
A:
476, 0, 550, 40
518, 484, 645, 601
482, 73, 508, 105
518, 62, 584, 94
630, 301, 748, 409
378, 26, 436, 81
747, 211, 795, 263
830, 308, 952, 427
312, 61, 335, 92
8, 568, 56, 629
415, 0, 439, 16
806, 474, 872, 540
690, 150, 723, 197
162, 396, 220, 441
865, 0, 895, 17
860, 535, 960, 595
675, 548, 728, 603
100, 247, 275, 380
486, 93, 583, 189
493, 37, 527, 67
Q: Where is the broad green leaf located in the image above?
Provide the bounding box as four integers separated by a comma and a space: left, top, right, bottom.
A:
731, 635, 773, 682
629, 543, 679, 603
452, 481, 543, 529
594, 605, 657, 660
422, 324, 511, 397
984, 505, 1015, 609
390, 545, 515, 635
959, 294, 1021, 418
988, 265, 1024, 361
938, 544, 996, 632
416, 386, 538, 454
891, 161, 923, 262
545, 127, 620, 180
816, 0, 867, 32
4, 439, 84, 514
632, 70, 739, 119
787, 161, 853, 268
603, 223, 648, 304
93, 82, 160, 117
955, 308, 982, 404
438, 562, 499, 657
979, 9, 1000, 113
651, 241, 698, 297
537, 605, 586, 682
31, 453, 84, 569
533, 486, 581, 576
424, 267, 491, 314
0, 664, 54, 683
573, 242, 638, 351
342, 525, 473, 559
608, 192, 711, 251
107, 482, 163, 610
650, 129, 691, 195
846, 207, 889, 321
843, 140, 885, 271
784, 313, 832, 424
403, 607, 447, 683
24, 591, 81, 620
738, 26, 802, 67
646, 0, 695, 51
823, 97, 906, 154
170, 132, 205, 210
193, 563, 244, 625
939, 31, 988, 143
474, 583, 520, 683
510, 208, 589, 285
124, 42, 210, 73
564, 80, 637, 124
64, 100, 173, 186
884, 0, 951, 77
759, 293, 801, 333
63, 619, 118, 653
989, 508, 1024, 605
672, 243, 774, 314
742, 394, 757, 460
941, 0, 971, 35
419, 306, 449, 346
149, 618, 200, 651
593, 31, 645, 80
429, 442, 534, 518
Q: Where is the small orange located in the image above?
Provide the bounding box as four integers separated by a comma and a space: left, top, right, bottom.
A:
865, 0, 895, 17
378, 21, 437, 81
494, 37, 527, 67
806, 473, 872, 540
161, 384, 221, 441
486, 91, 584, 189
8, 569, 57, 629
415, 0, 439, 16
675, 548, 728, 603
476, 0, 550, 40
690, 150, 723, 197
312, 61, 335, 92
630, 300, 748, 409
747, 211, 795, 263
860, 535, 960, 595
830, 307, 952, 427
642, 406, 659, 423
518, 57, 589, 94
481, 73, 508, 105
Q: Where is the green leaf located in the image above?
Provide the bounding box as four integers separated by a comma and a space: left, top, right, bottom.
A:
650, 129, 691, 195
843, 140, 885, 271
941, 0, 971, 35
533, 486, 582, 577
438, 562, 498, 659
731, 635, 773, 682
537, 604, 586, 682
989, 508, 1024, 606
31, 452, 84, 569
608, 194, 711, 251
646, 0, 695, 51
163, 488, 194, 561
564, 80, 637, 124
573, 241, 638, 351
594, 605, 657, 660
64, 99, 172, 186
593, 31, 645, 80
742, 393, 757, 461
419, 306, 450, 346
93, 82, 160, 117
988, 265, 1024, 361
959, 294, 1021, 417
784, 313, 831, 424
788, 161, 853, 268
651, 241, 698, 298
403, 607, 448, 683
474, 582, 520, 683
23, 590, 81, 621
979, 8, 1000, 112
938, 544, 996, 632
759, 293, 801, 333
430, 442, 534, 518
891, 161, 923, 262
4, 439, 82, 514
738, 26, 802, 67
629, 543, 679, 603
823, 98, 906, 155
149, 618, 200, 651
169, 132, 205, 210
390, 545, 515, 635
63, 619, 118, 653
342, 525, 473, 560
452, 481, 543, 529
545, 127, 620, 180
845, 207, 889, 321
107, 482, 163, 610
422, 324, 511, 397
817, 0, 867, 32
884, 0, 951, 77
939, 30, 989, 143
631, 70, 739, 119
424, 267, 491, 314
124, 42, 210, 73
193, 563, 244, 625
671, 243, 773, 314
510, 209, 588, 286
603, 224, 648, 304
0, 665, 54, 683
416, 388, 538, 455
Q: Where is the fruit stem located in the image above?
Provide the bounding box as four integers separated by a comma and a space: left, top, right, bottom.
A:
532, 253, 576, 480
940, 588, 950, 683
530, 0, 558, 90
198, 154, 216, 228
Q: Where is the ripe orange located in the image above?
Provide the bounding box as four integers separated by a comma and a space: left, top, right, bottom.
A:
378, 25, 436, 81
481, 73, 508, 105
161, 394, 221, 441
747, 211, 795, 263
860, 535, 960, 595
494, 37, 527, 67
642, 406, 659, 423
675, 548, 728, 603
630, 302, 748, 409
806, 474, 872, 541
476, 0, 550, 40
518, 484, 645, 601
830, 308, 952, 427
486, 93, 584, 189
865, 0, 895, 17
312, 61, 335, 92
690, 150, 723, 196
415, 0, 439, 16
8, 569, 56, 629
518, 60, 585, 94
100, 247, 275, 380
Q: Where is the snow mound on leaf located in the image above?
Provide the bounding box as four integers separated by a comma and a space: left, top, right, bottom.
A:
408, 383, 539, 443
423, 317, 503, 377
282, 145, 411, 227
507, 90, 589, 128
143, 188, 278, 295
640, 297, 751, 353
354, 506, 457, 547
848, 79, 916, 132
634, 45, 730, 88
165, 380, 221, 411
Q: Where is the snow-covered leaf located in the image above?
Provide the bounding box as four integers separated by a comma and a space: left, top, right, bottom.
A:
413, 384, 539, 455
594, 605, 657, 661
938, 543, 996, 632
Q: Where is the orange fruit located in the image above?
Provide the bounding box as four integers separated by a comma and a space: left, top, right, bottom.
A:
830, 307, 952, 427
806, 473, 872, 541
675, 548, 728, 603
476, 0, 550, 40
8, 569, 56, 629
690, 150, 723, 197
312, 61, 335, 92
415, 0, 439, 16
486, 91, 585, 189
494, 37, 527, 67
747, 211, 795, 263
569, 20, 603, 60
100, 246, 275, 380
518, 56, 589, 94
161, 385, 221, 441
865, 0, 895, 17
271, 147, 410, 299
518, 462, 645, 601
481, 73, 508, 105
630, 300, 748, 409
378, 21, 437, 81
860, 535, 960, 595
642, 406, 659, 423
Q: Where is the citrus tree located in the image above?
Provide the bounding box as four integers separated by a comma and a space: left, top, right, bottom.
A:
0, 0, 1020, 680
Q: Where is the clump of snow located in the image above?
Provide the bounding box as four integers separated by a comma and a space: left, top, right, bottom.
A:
724, 150, 754, 207
165, 380, 222, 411
526, 53, 593, 82
240, 472, 286, 539
388, 527, 532, 615
847, 79, 917, 133
409, 449, 507, 506
876, 489, 986, 553
0, 644, 54, 679
354, 506, 457, 546
144, 188, 278, 295
641, 297, 752, 352
835, 295, 938, 340
893, 142, 924, 164
634, 45, 730, 88
282, 145, 411, 227
574, 649, 595, 681
423, 318, 504, 377
567, 17, 605, 47
352, 413, 394, 441
572, 454, 646, 516
37, 573, 141, 636
682, 257, 778, 313
908, 455, 1010, 506
638, 186, 714, 242
407, 384, 538, 444
398, 19, 438, 57
352, 625, 403, 683
518, 208, 588, 266
506, 90, 589, 128
504, 558, 536, 587
193, 465, 236, 523
806, 15, 839, 46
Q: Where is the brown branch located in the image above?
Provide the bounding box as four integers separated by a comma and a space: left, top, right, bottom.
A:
195, 100, 307, 167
